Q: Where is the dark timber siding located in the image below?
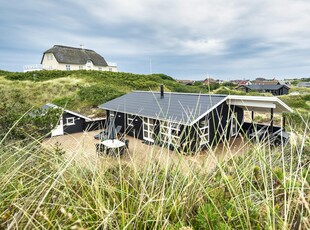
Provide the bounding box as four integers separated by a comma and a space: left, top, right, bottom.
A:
62, 112, 85, 134
106, 104, 244, 153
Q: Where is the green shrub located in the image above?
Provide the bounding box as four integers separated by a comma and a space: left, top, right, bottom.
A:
5, 70, 72, 81
78, 84, 125, 106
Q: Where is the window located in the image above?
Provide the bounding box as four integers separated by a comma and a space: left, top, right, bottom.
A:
109, 111, 115, 118
66, 65, 70, 70
66, 117, 75, 126
109, 67, 112, 71
98, 67, 102, 71
79, 66, 83, 70
143, 117, 155, 142
127, 114, 134, 127
160, 121, 180, 147
199, 116, 210, 146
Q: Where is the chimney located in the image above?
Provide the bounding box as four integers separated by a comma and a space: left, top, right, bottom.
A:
80, 44, 84, 49
160, 84, 164, 99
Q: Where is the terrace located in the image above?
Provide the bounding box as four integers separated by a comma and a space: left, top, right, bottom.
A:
42, 130, 252, 173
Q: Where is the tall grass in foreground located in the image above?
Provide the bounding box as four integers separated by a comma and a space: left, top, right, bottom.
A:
0, 123, 309, 229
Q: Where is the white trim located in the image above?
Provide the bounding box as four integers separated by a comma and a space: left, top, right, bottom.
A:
160, 121, 181, 147
127, 114, 134, 127
190, 96, 228, 126
100, 94, 293, 127
66, 117, 75, 126
143, 117, 155, 143
46, 103, 92, 121
226, 95, 293, 113
199, 116, 210, 146
51, 118, 64, 136
227, 99, 276, 109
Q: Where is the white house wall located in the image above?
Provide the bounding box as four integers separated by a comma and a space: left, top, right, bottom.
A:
41, 53, 118, 72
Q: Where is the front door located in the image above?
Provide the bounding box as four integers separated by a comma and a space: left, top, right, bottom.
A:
143, 117, 155, 142
51, 118, 64, 137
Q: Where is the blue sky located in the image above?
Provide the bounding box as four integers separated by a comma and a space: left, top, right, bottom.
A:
1, 0, 310, 80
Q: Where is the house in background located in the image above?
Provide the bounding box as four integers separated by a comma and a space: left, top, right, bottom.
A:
24, 45, 117, 72
203, 77, 217, 85
37, 103, 105, 137
98, 86, 292, 152
237, 84, 290, 96
177, 80, 195, 86
251, 78, 280, 85
237, 80, 251, 86
297, 82, 310, 88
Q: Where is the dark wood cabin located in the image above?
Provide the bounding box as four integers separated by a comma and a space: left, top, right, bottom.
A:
99, 89, 292, 153
238, 84, 290, 95
40, 103, 105, 137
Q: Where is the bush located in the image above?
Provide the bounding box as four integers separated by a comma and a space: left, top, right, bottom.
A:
5, 70, 71, 81
78, 84, 125, 106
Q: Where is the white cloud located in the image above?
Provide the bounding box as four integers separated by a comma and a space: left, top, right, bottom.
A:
2, 0, 310, 77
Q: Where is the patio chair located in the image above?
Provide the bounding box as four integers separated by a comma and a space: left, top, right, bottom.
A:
125, 139, 129, 148
270, 129, 290, 146
95, 143, 105, 156
249, 125, 268, 142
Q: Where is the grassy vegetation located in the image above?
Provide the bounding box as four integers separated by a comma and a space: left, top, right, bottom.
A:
0, 70, 217, 117
0, 119, 309, 229
0, 70, 309, 228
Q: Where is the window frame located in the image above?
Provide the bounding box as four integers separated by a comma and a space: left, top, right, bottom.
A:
66, 117, 75, 126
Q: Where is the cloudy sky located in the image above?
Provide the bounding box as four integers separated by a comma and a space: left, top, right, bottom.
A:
1, 0, 310, 80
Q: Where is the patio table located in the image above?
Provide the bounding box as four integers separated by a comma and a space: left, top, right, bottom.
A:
101, 139, 125, 156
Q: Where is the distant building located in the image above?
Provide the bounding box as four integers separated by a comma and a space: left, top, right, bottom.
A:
296, 82, 310, 88
251, 80, 280, 85
203, 78, 217, 85
238, 80, 251, 86
237, 84, 290, 96
24, 45, 117, 72
177, 80, 195, 86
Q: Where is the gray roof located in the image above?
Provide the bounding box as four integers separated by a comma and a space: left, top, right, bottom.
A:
244, 84, 288, 90
297, 82, 310, 87
99, 91, 227, 125
41, 45, 108, 66
38, 103, 91, 120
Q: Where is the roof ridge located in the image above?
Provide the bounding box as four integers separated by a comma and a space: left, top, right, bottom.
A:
52, 45, 95, 52
133, 90, 227, 97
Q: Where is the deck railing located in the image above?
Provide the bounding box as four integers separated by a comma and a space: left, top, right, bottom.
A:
23, 64, 43, 72
107, 62, 117, 67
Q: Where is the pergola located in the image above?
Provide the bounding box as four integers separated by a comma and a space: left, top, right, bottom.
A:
226, 95, 293, 133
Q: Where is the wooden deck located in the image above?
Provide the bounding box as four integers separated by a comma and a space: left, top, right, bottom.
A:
42, 130, 252, 173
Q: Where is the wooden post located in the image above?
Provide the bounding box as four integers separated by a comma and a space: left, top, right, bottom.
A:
282, 115, 286, 130
270, 108, 274, 134
251, 111, 254, 122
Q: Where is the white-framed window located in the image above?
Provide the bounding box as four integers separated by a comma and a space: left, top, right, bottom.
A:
109, 67, 112, 71
98, 67, 102, 71
160, 121, 181, 147
66, 117, 75, 126
66, 65, 70, 70
109, 111, 115, 119
143, 117, 155, 142
79, 65, 83, 70
127, 114, 134, 127
199, 116, 210, 146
